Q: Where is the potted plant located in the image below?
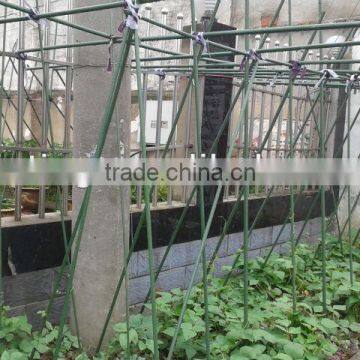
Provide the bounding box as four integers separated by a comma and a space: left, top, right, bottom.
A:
0, 197, 15, 217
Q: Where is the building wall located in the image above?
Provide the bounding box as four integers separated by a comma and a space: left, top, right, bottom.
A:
4, 217, 322, 327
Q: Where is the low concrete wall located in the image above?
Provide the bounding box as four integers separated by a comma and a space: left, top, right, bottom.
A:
4, 218, 322, 326
128, 218, 321, 305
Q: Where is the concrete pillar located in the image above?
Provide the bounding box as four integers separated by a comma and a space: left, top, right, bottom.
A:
71, 0, 130, 350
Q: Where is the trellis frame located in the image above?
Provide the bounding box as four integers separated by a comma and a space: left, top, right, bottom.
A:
0, 0, 359, 359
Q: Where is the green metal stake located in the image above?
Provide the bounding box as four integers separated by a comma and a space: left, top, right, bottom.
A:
288, 0, 296, 314
207, 187, 245, 272
0, 0, 7, 145
0, 183, 6, 325
167, 60, 261, 359
0, 3, 7, 318
347, 91, 354, 286
188, 0, 211, 355
242, 0, 251, 326
55, 186, 82, 350
318, 0, 327, 314
133, 29, 159, 360
140, 187, 198, 312
226, 90, 323, 280
340, 191, 360, 240
320, 83, 327, 313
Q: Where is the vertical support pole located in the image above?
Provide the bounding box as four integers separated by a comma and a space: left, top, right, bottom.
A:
66, 0, 73, 62
167, 13, 183, 206
189, 1, 209, 356
288, 0, 296, 314
257, 38, 269, 156
153, 7, 167, 207
347, 92, 354, 285
38, 0, 51, 219
267, 40, 277, 159
134, 30, 160, 360
62, 66, 72, 216
320, 81, 327, 313
243, 0, 250, 325
0, 3, 7, 146
15, 0, 25, 221
182, 85, 192, 202
275, 43, 286, 161
318, 0, 327, 313
62, 0, 73, 215
0, 0, 6, 311
137, 4, 152, 209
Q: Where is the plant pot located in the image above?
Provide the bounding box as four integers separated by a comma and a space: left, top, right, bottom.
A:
1, 207, 15, 217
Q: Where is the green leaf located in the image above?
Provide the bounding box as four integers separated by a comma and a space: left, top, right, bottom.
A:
113, 322, 127, 333
129, 329, 138, 345
230, 349, 250, 360
288, 327, 302, 335
320, 318, 338, 331
162, 327, 175, 337
257, 355, 271, 360
138, 340, 146, 351
19, 339, 33, 354
274, 354, 292, 360
313, 306, 323, 313
184, 343, 197, 359
349, 322, 360, 332
181, 323, 197, 341
0, 352, 10, 360
75, 354, 90, 360
284, 342, 304, 359
33, 341, 49, 354
209, 305, 221, 315
321, 340, 338, 355
118, 333, 128, 350
0, 351, 26, 360
145, 339, 154, 354
231, 345, 265, 359
276, 319, 291, 328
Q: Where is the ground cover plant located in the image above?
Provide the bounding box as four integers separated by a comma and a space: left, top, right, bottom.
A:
0, 234, 359, 359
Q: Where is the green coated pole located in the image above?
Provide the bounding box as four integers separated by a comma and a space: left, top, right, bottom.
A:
242, 0, 250, 326
318, 0, 327, 314
0, 1, 7, 145
347, 92, 354, 286
133, 30, 159, 360
225, 89, 322, 281
190, 0, 210, 356
257, 40, 360, 55
167, 58, 261, 360
141, 20, 360, 41
288, 0, 296, 314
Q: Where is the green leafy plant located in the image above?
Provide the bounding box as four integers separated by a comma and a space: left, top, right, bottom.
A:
0, 198, 15, 210
106, 236, 360, 359
131, 184, 169, 204
0, 309, 80, 359
0, 235, 359, 359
